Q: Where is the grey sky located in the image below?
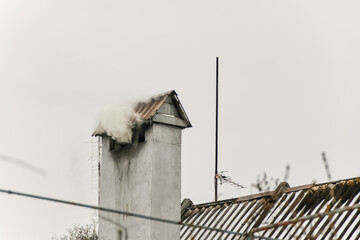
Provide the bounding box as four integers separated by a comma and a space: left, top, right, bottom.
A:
1, 1, 360, 239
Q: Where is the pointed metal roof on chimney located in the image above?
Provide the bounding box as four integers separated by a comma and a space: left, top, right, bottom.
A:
92, 90, 191, 137
135, 90, 192, 128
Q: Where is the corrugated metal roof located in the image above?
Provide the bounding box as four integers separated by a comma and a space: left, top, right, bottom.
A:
135, 90, 191, 127
92, 90, 191, 137
134, 90, 191, 127
181, 177, 360, 239
134, 90, 173, 120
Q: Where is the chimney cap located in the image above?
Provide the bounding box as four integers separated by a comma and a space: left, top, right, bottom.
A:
92, 90, 191, 137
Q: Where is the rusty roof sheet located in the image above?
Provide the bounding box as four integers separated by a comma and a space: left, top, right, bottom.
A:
181, 177, 360, 239
134, 90, 171, 120
133, 90, 191, 127
92, 90, 191, 136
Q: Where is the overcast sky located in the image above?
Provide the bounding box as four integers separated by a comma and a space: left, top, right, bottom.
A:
1, 1, 360, 239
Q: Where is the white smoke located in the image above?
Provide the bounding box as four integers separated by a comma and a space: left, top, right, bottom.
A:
100, 105, 139, 144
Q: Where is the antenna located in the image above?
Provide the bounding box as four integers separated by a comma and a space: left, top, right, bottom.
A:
86, 138, 98, 190
218, 171, 245, 189
215, 57, 219, 202
98, 137, 102, 209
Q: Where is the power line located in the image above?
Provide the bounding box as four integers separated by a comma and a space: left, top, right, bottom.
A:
322, 152, 332, 181
0, 188, 243, 237
0, 154, 46, 176
0, 188, 284, 239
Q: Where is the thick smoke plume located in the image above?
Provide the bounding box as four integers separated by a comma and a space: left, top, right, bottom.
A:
99, 105, 139, 144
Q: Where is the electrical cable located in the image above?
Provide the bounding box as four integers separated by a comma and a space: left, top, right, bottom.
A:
0, 188, 283, 239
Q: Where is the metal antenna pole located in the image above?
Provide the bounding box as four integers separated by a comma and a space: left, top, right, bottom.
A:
215, 57, 219, 202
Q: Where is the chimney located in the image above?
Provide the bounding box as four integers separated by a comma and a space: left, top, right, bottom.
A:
94, 90, 191, 240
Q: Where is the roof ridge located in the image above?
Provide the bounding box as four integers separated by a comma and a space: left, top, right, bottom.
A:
188, 176, 360, 208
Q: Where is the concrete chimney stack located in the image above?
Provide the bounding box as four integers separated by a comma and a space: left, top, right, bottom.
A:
93, 90, 191, 240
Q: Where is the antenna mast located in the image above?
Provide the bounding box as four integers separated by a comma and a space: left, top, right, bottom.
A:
215, 57, 219, 202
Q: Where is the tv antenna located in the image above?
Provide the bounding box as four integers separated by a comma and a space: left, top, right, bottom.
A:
217, 171, 245, 189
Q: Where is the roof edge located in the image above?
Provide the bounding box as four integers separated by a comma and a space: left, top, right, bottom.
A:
189, 176, 360, 209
